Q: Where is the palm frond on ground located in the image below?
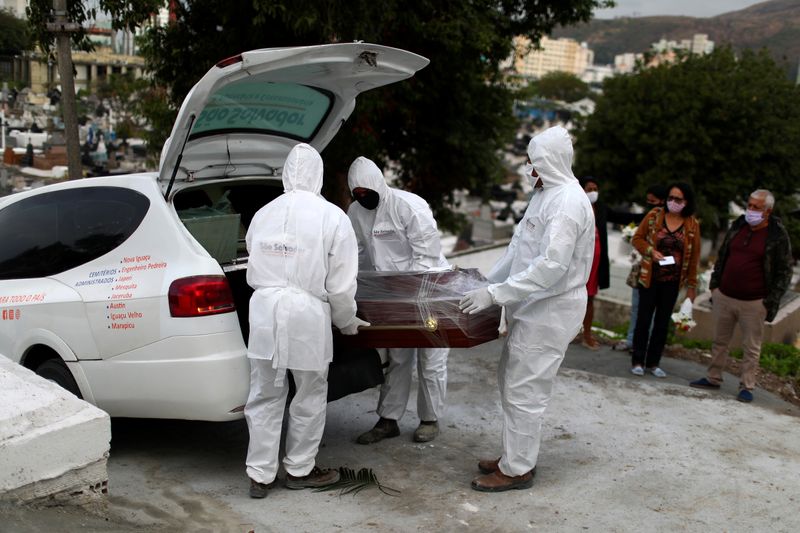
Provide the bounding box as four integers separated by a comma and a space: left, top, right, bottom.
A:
314, 467, 400, 497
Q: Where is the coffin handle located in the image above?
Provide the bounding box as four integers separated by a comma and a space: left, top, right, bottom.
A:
360, 317, 438, 332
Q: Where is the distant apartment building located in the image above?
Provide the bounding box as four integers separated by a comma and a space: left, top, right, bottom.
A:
581, 64, 615, 84
614, 53, 643, 74
508, 36, 594, 79
613, 34, 715, 74
10, 40, 146, 94
652, 34, 714, 56
2, 6, 172, 94
0, 0, 26, 18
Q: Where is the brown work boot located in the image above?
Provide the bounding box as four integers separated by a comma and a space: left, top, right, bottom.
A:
285, 466, 340, 490
413, 421, 439, 442
356, 418, 400, 445
471, 467, 536, 492
477, 457, 500, 474
249, 478, 270, 499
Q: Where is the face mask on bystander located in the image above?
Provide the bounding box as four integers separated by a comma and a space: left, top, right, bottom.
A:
666, 200, 684, 214
744, 209, 764, 226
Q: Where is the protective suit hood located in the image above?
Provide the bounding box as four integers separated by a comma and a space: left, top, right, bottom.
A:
346, 156, 448, 272
283, 143, 323, 195
348, 156, 390, 200
527, 126, 577, 189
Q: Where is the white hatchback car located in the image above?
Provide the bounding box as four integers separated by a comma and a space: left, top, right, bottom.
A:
0, 43, 428, 421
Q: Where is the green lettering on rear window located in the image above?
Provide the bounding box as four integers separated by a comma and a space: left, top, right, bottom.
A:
190, 82, 331, 140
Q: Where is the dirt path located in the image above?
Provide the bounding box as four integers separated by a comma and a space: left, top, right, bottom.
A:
4, 342, 800, 532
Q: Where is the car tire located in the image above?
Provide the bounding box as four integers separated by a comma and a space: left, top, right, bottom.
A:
35, 359, 83, 399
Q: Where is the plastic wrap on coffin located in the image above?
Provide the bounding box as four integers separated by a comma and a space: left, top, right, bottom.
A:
337, 268, 501, 348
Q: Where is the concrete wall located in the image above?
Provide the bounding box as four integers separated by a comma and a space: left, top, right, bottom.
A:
0, 356, 110, 505
685, 291, 800, 347
447, 240, 509, 274
594, 263, 800, 349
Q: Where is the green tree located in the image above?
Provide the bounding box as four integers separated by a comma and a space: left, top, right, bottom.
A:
132, 85, 174, 167
26, 0, 161, 55
26, 0, 163, 179
575, 47, 800, 245
0, 9, 30, 57
519, 71, 591, 102
96, 72, 150, 143
137, 0, 613, 228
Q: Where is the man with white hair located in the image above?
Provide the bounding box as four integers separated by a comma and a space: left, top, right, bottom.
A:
459, 126, 595, 492
691, 189, 792, 403
244, 143, 369, 498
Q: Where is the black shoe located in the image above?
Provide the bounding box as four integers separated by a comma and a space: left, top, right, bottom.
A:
356, 418, 400, 445
249, 478, 269, 499
737, 389, 754, 403
689, 377, 721, 390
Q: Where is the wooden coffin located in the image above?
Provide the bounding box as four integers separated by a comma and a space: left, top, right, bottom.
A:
337, 268, 501, 348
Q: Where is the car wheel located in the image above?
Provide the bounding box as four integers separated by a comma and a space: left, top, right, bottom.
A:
35, 359, 83, 399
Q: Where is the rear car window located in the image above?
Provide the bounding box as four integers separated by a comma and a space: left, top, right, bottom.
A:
0, 187, 150, 279
189, 81, 333, 141
174, 181, 284, 262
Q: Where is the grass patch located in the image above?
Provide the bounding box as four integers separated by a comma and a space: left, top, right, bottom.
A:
673, 338, 712, 351
759, 343, 800, 379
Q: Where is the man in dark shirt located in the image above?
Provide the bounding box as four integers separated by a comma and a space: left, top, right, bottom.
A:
690, 189, 793, 403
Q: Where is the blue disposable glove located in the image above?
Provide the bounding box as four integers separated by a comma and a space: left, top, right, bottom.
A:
459, 287, 495, 315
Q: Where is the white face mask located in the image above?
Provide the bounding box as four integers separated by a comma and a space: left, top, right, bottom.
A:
523, 163, 535, 177
523, 163, 540, 188
744, 209, 764, 226
586, 191, 599, 204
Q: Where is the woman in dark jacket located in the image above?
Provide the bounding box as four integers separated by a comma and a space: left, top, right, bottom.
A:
580, 176, 647, 349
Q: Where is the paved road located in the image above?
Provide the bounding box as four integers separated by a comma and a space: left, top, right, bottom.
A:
4, 340, 800, 532
563, 340, 799, 417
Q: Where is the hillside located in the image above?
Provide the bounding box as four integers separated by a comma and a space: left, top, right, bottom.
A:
553, 0, 800, 78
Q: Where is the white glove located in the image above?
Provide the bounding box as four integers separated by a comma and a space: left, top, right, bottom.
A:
459, 287, 495, 315
340, 317, 371, 335
678, 297, 693, 319
498, 306, 508, 336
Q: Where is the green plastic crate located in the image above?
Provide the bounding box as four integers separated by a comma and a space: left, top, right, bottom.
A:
180, 212, 241, 263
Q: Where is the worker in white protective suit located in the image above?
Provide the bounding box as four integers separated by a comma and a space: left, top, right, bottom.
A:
347, 156, 451, 445
244, 143, 369, 499
459, 126, 595, 492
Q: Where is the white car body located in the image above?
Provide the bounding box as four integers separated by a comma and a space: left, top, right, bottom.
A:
0, 44, 428, 421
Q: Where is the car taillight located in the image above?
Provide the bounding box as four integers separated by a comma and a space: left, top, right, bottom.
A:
216, 54, 243, 68
168, 276, 236, 317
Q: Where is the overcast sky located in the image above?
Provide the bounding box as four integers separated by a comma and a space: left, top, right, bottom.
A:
593, 0, 767, 19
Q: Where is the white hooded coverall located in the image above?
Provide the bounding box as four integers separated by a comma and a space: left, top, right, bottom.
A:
245, 143, 359, 484
347, 156, 450, 423
487, 126, 595, 476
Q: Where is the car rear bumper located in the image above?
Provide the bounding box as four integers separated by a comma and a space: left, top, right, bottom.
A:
80, 332, 249, 421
